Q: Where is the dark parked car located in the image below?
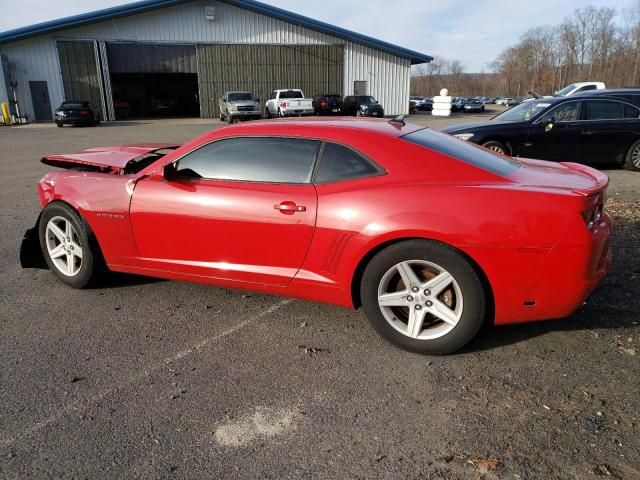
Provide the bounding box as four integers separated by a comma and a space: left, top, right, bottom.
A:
54, 101, 100, 127
441, 95, 640, 171
342, 96, 384, 117
463, 99, 485, 113
312, 94, 343, 115
451, 97, 465, 112
505, 98, 524, 107
409, 96, 433, 111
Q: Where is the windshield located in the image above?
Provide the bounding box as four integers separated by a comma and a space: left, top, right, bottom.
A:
492, 101, 552, 122
356, 96, 377, 104
280, 91, 304, 99
61, 102, 88, 109
553, 84, 578, 97
228, 93, 253, 101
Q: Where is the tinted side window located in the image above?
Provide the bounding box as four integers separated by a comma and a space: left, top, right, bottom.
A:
403, 128, 520, 176
576, 85, 597, 93
315, 143, 381, 183
549, 102, 580, 122
624, 103, 640, 118
586, 100, 624, 120
176, 137, 320, 183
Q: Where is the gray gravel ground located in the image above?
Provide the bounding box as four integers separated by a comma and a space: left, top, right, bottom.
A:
0, 112, 638, 479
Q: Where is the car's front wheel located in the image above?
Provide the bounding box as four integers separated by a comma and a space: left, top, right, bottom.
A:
624, 138, 640, 171
38, 203, 101, 288
482, 140, 508, 155
360, 240, 486, 355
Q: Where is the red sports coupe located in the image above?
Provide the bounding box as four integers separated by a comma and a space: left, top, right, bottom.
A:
20, 118, 611, 354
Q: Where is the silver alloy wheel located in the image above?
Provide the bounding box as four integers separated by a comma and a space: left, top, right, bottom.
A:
487, 145, 505, 154
45, 216, 83, 277
377, 260, 463, 340
632, 144, 640, 168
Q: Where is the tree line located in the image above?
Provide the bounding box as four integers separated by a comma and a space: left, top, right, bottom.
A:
410, 3, 640, 97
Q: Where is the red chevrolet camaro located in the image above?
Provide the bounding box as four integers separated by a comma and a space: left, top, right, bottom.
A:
21, 118, 611, 354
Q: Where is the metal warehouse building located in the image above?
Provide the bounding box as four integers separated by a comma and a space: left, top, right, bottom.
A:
0, 0, 432, 122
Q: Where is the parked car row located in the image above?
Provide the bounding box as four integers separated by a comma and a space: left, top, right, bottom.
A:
217, 90, 385, 123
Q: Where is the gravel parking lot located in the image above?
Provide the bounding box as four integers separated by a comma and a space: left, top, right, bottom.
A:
1, 113, 638, 479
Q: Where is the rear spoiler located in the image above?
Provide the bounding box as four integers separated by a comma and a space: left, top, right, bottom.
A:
559, 162, 609, 196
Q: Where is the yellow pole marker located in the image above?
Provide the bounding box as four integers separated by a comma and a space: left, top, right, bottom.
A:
1, 103, 11, 126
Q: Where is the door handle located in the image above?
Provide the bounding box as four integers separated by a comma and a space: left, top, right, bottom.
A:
274, 201, 306, 213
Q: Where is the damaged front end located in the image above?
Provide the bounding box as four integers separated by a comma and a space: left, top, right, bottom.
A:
20, 215, 47, 269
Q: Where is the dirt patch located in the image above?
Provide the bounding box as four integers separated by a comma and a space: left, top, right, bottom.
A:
214, 406, 300, 447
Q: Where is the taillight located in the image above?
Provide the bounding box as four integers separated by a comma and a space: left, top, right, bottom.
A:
581, 204, 604, 229
281, 101, 287, 108
80, 110, 89, 116
321, 101, 329, 107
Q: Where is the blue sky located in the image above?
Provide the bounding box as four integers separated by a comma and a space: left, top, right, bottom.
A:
1, 0, 637, 71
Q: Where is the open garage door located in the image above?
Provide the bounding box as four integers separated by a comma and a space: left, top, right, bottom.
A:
197, 44, 344, 118
57, 40, 107, 120
107, 43, 199, 119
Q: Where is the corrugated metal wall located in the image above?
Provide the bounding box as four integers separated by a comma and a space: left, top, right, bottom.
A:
0, 0, 414, 119
197, 44, 343, 117
56, 41, 104, 115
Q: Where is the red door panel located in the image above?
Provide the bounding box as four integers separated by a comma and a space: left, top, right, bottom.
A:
129, 176, 317, 286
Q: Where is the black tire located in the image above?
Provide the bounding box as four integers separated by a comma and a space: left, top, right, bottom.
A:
38, 202, 102, 288
482, 140, 509, 155
266, 108, 272, 119
623, 138, 640, 171
219, 110, 226, 121
56, 122, 63, 128
360, 240, 486, 355
227, 113, 234, 124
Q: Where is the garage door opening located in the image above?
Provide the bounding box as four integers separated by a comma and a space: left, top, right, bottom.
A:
106, 43, 199, 119
110, 72, 199, 119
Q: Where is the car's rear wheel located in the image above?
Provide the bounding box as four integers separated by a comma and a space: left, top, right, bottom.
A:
56, 122, 63, 128
624, 139, 640, 171
360, 240, 485, 355
38, 203, 101, 288
482, 140, 508, 155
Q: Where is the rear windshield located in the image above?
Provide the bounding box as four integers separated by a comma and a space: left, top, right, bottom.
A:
279, 91, 304, 99
402, 128, 520, 176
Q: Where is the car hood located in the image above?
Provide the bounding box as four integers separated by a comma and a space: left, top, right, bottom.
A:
229, 101, 259, 106
41, 143, 180, 173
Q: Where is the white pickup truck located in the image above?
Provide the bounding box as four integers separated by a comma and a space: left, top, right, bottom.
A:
265, 89, 314, 118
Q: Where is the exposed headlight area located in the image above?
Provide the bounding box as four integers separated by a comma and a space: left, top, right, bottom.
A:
453, 133, 474, 141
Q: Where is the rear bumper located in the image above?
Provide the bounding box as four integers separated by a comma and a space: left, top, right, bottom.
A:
282, 109, 314, 116
465, 212, 612, 325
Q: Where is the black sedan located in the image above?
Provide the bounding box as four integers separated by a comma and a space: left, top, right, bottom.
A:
341, 95, 384, 117
441, 95, 640, 171
54, 101, 100, 127
312, 94, 343, 115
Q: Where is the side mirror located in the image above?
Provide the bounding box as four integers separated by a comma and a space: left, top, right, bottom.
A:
163, 162, 178, 180
539, 115, 555, 132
